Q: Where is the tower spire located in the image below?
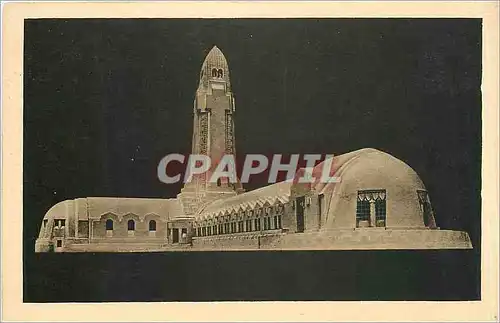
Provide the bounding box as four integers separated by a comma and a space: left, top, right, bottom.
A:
198, 45, 231, 92
178, 46, 243, 216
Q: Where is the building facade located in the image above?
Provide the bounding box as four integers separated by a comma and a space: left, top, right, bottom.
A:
35, 46, 472, 252
177, 46, 244, 216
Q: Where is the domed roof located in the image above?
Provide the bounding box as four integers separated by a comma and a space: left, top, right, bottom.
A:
43, 199, 72, 220
196, 181, 291, 217
41, 197, 181, 222
319, 148, 424, 195
313, 148, 436, 230
198, 45, 232, 91
202, 45, 228, 68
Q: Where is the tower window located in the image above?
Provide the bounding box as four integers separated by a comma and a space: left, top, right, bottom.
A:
105, 219, 113, 231
149, 220, 156, 232
127, 219, 135, 231
212, 68, 217, 77
217, 69, 223, 78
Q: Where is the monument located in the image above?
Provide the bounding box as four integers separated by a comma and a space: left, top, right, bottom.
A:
34, 46, 472, 252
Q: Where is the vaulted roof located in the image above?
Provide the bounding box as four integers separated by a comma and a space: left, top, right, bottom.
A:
196, 180, 291, 218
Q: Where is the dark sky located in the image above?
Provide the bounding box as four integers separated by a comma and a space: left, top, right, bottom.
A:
24, 18, 482, 302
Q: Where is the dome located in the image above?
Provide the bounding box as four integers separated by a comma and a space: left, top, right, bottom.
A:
202, 45, 228, 68
42, 199, 72, 220
37, 199, 74, 240
315, 148, 436, 230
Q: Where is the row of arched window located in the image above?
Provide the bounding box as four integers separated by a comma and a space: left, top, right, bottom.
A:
194, 203, 284, 237
194, 214, 283, 237
105, 219, 157, 231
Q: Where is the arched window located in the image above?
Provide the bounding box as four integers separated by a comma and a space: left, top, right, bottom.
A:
149, 220, 156, 232
217, 69, 223, 78
105, 219, 113, 230
127, 219, 135, 231
212, 68, 217, 77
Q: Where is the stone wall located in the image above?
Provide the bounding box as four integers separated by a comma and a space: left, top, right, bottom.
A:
188, 229, 471, 250
261, 229, 472, 250
191, 232, 282, 250
64, 241, 165, 252
37, 228, 472, 252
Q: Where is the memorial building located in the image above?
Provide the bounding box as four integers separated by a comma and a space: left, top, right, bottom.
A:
35, 46, 472, 252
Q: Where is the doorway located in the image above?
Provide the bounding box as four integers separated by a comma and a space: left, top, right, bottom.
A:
172, 228, 179, 243
296, 196, 305, 233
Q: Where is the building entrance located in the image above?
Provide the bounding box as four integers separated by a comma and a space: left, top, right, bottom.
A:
172, 228, 179, 243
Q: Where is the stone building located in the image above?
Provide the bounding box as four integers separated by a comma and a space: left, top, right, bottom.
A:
35, 46, 472, 252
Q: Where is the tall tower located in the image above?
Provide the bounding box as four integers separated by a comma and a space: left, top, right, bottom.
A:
178, 46, 244, 215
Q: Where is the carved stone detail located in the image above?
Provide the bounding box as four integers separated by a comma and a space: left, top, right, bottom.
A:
225, 111, 234, 155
